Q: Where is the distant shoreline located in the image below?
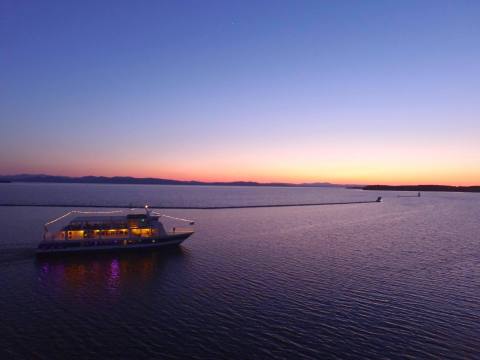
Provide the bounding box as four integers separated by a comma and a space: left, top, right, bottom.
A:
363, 185, 480, 193
1, 176, 477, 192
0, 174, 347, 188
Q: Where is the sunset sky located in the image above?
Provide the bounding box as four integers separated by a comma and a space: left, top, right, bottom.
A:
1, 1, 479, 185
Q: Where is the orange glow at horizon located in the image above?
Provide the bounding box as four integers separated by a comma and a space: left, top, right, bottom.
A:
2, 134, 479, 186
4, 159, 479, 186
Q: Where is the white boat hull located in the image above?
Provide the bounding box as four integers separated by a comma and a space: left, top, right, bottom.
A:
37, 232, 193, 255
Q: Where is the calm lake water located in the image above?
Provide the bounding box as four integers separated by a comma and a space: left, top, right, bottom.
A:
0, 184, 479, 359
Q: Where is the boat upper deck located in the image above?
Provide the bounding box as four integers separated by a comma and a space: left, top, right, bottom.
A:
42, 209, 195, 243
66, 214, 160, 230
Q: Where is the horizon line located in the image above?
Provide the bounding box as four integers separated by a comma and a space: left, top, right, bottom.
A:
1, 173, 479, 188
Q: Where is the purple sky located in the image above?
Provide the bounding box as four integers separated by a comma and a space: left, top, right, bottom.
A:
1, 0, 479, 184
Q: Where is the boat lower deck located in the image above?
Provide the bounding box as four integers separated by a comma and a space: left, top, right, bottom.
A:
37, 231, 194, 255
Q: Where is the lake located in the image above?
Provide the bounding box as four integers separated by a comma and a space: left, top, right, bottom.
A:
0, 183, 479, 359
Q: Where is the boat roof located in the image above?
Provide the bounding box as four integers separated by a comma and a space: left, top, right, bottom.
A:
70, 214, 158, 223
71, 216, 127, 222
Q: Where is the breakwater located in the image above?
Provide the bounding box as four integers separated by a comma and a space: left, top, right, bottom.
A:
0, 199, 381, 210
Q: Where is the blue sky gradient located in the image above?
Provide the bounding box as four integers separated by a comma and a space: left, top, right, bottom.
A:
1, 0, 479, 184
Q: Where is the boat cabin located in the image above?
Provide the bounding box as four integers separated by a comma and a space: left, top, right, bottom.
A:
51, 214, 166, 241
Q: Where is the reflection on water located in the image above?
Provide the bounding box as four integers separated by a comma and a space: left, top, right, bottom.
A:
1, 186, 480, 359
36, 248, 190, 298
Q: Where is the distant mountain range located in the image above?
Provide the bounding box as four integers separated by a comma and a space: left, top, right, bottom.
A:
2, 175, 478, 192
0, 174, 348, 188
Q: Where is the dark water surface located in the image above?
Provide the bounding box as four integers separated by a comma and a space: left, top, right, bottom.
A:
0, 182, 375, 208
0, 184, 479, 359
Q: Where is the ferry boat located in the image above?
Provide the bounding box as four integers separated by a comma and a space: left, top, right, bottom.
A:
38, 207, 195, 254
